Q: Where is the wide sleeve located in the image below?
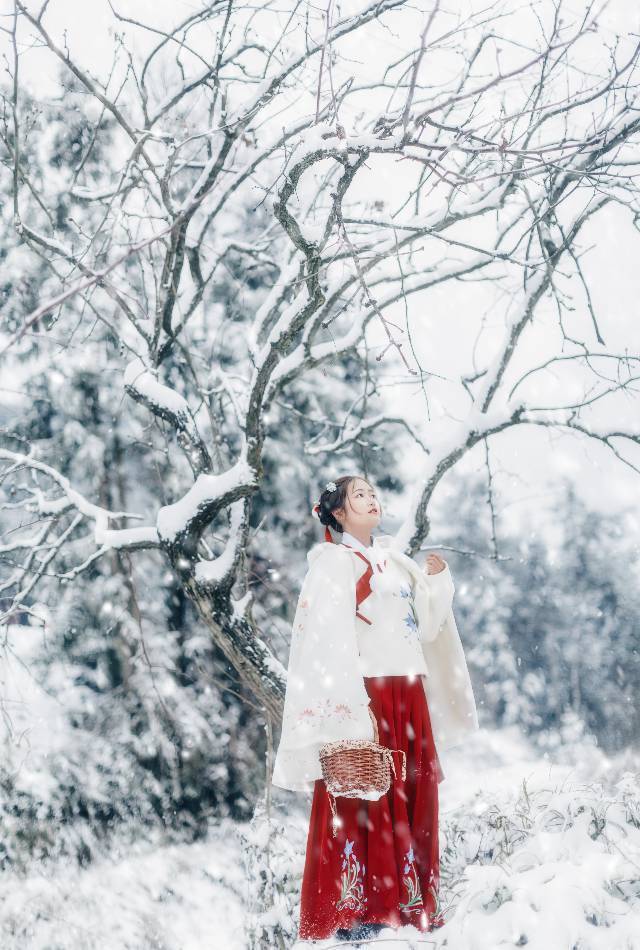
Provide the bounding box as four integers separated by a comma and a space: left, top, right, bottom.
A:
412, 559, 456, 644
271, 546, 375, 793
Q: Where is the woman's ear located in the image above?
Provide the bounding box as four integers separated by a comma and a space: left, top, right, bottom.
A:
331, 506, 344, 527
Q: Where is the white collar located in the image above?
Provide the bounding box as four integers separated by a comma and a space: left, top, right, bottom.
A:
340, 530, 386, 569
341, 530, 374, 553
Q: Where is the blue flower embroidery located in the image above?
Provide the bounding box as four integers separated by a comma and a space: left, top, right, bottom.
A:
403, 610, 418, 632
395, 583, 419, 639
399, 846, 423, 913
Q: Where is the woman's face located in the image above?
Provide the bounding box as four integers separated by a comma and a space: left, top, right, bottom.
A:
332, 478, 381, 533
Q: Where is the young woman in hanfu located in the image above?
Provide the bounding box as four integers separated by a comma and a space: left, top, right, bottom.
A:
271, 475, 479, 943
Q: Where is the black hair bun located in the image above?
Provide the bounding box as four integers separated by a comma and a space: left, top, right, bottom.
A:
317, 483, 344, 533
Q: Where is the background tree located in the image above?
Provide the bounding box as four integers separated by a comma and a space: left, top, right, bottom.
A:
1, 1, 640, 852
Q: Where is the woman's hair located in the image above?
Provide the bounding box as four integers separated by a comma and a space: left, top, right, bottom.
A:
316, 475, 377, 534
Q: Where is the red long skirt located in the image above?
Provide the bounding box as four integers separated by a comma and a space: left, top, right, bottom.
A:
298, 674, 445, 941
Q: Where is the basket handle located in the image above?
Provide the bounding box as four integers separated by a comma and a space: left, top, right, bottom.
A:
368, 705, 379, 743
385, 748, 406, 782
329, 793, 338, 837
325, 708, 378, 838
367, 708, 406, 780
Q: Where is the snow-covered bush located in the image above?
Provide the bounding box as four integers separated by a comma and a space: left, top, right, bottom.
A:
0, 617, 260, 871
237, 793, 308, 950
436, 771, 640, 949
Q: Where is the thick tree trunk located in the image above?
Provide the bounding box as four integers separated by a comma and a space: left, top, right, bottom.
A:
183, 576, 286, 725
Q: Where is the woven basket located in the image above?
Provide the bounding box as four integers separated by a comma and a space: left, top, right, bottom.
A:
319, 707, 406, 836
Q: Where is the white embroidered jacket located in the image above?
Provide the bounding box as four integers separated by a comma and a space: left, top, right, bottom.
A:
270, 532, 479, 793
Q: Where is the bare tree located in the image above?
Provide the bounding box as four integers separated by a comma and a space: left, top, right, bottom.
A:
1, 0, 640, 733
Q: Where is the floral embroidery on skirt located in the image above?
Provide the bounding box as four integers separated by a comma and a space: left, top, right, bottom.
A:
335, 839, 367, 913
399, 846, 423, 913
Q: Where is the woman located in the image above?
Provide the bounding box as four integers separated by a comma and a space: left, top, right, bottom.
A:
271, 475, 479, 942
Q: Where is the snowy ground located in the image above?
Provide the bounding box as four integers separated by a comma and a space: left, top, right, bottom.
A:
0, 820, 246, 949
1, 725, 638, 949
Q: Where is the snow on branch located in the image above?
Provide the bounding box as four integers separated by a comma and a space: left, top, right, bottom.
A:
124, 358, 212, 475
304, 414, 430, 456
194, 500, 245, 588
517, 415, 640, 476
227, 0, 407, 127
156, 453, 257, 545
0, 450, 160, 552
394, 193, 622, 555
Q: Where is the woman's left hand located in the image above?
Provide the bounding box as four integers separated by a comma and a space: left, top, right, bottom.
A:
424, 552, 447, 575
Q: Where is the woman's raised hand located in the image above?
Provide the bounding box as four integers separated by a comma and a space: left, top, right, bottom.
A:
424, 552, 447, 575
